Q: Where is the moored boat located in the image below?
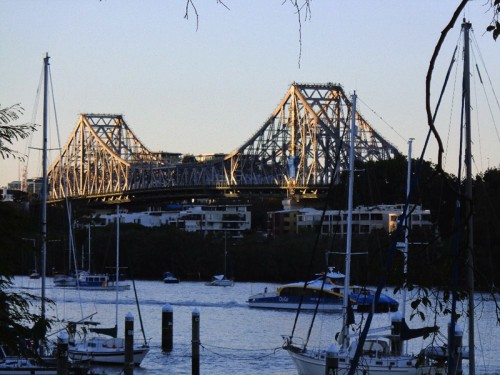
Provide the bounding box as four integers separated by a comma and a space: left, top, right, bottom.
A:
0, 345, 56, 375
205, 274, 234, 287
68, 335, 148, 366
162, 272, 179, 284
283, 92, 453, 375
247, 267, 398, 313
67, 205, 149, 365
76, 271, 130, 291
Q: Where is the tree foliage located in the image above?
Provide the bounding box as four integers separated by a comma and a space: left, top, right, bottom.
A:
0, 104, 36, 160
486, 0, 500, 40
0, 204, 53, 357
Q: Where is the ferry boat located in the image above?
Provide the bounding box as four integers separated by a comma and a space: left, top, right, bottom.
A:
76, 272, 130, 291
247, 267, 398, 313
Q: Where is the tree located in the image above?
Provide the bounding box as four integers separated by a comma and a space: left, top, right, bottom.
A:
0, 106, 47, 356
487, 0, 500, 40
0, 104, 36, 160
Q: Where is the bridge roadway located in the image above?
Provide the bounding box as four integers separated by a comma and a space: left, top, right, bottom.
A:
47, 83, 399, 204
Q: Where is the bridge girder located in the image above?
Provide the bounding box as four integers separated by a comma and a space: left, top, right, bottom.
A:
48, 84, 399, 202
48, 114, 161, 200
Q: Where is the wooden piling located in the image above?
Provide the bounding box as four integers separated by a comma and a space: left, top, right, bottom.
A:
56, 331, 68, 375
192, 308, 200, 375
325, 343, 339, 375
124, 312, 134, 375
162, 303, 173, 352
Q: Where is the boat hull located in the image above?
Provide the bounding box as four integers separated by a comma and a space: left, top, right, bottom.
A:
248, 296, 342, 312
68, 346, 149, 366
286, 348, 444, 375
248, 293, 397, 313
0, 361, 56, 375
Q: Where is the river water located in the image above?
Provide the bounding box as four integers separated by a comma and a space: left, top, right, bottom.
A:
13, 277, 500, 375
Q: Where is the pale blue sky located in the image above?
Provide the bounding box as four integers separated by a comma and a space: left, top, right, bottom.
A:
1, 0, 499, 186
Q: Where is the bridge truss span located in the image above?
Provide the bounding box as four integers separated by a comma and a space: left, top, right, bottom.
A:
48, 84, 399, 202
48, 114, 162, 200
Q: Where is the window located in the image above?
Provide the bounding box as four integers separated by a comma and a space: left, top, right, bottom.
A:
360, 225, 370, 233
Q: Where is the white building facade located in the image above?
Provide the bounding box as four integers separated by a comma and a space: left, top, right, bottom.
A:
90, 205, 251, 237
270, 204, 433, 236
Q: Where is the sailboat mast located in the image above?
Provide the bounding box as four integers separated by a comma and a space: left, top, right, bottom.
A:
341, 92, 356, 350
224, 231, 227, 277
462, 19, 475, 375
88, 224, 91, 272
116, 204, 120, 327
41, 53, 50, 319
402, 138, 413, 355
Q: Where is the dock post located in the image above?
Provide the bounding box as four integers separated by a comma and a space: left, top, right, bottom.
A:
162, 303, 173, 352
325, 343, 339, 375
56, 331, 69, 375
124, 312, 134, 375
192, 308, 200, 375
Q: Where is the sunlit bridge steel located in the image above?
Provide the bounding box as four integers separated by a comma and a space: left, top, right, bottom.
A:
48, 83, 399, 202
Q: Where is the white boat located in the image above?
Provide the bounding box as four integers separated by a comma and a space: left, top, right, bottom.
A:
283, 93, 452, 374
0, 346, 56, 375
163, 271, 179, 283
205, 274, 234, 287
53, 272, 76, 287
206, 232, 234, 287
68, 336, 148, 366
247, 267, 399, 312
68, 205, 149, 365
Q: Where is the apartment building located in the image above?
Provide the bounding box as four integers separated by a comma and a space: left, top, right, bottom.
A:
268, 204, 432, 236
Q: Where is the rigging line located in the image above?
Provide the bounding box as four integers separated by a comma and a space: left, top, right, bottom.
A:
349, 37, 460, 374
289, 122, 347, 342
201, 343, 283, 352
22, 63, 45, 191
470, 47, 484, 171
48, 64, 85, 317
471, 47, 500, 147
443, 47, 460, 172
199, 343, 281, 360
356, 96, 406, 144
448, 76, 467, 375
48, 66, 62, 157
471, 30, 500, 111
301, 125, 349, 347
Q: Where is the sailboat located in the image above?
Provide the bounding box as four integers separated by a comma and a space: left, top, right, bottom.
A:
29, 253, 41, 279
67, 204, 149, 365
283, 93, 454, 375
0, 54, 58, 375
73, 221, 130, 291
53, 206, 80, 288
205, 231, 234, 287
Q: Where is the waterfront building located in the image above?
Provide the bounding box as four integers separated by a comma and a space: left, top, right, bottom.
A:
268, 204, 432, 236
89, 204, 251, 237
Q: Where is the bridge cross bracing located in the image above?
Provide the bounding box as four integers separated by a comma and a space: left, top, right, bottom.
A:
48, 83, 399, 202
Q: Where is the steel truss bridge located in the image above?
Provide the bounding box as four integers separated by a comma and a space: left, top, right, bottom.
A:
48, 83, 399, 203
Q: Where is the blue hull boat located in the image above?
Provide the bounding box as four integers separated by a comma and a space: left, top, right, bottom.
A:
247, 268, 398, 313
